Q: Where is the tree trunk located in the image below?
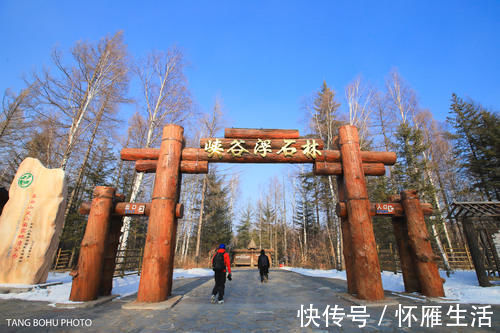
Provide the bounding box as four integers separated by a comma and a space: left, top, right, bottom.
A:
282, 176, 288, 265
422, 151, 453, 249
462, 217, 492, 287
194, 174, 208, 260
64, 100, 107, 221
432, 224, 451, 272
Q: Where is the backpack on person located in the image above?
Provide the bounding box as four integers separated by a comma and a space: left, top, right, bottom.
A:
258, 254, 269, 268
213, 252, 225, 271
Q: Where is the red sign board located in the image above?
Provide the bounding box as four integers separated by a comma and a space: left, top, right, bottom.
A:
124, 204, 146, 215
375, 203, 395, 215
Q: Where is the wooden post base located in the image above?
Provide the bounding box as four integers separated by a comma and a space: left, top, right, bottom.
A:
70, 187, 115, 301
401, 190, 445, 297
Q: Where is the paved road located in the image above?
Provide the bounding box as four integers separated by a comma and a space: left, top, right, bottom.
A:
0, 269, 499, 332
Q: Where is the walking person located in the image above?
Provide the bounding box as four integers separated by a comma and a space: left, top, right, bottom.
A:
258, 249, 270, 283
211, 244, 232, 304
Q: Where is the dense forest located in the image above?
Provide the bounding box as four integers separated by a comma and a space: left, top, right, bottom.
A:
1, 32, 498, 269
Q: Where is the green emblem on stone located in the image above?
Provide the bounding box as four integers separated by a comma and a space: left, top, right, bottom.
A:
18, 173, 34, 188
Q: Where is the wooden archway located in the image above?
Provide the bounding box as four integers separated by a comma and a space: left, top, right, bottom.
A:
70, 123, 445, 303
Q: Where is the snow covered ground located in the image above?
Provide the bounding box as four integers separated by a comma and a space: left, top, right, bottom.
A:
282, 267, 500, 305
1, 267, 498, 306
0, 268, 213, 306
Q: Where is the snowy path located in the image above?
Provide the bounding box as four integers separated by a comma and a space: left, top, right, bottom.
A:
0, 269, 499, 332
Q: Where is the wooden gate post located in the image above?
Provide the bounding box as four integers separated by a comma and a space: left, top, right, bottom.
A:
462, 217, 492, 287
339, 125, 384, 300
70, 186, 115, 301
137, 124, 183, 302
336, 175, 357, 295
99, 215, 124, 296
401, 190, 445, 297
392, 216, 421, 292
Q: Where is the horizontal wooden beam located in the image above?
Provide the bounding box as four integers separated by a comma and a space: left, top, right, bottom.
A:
200, 138, 325, 150
336, 202, 433, 217
358, 151, 397, 165
79, 202, 184, 219
314, 162, 386, 176
135, 160, 209, 174
224, 128, 300, 139
121, 148, 396, 165
121, 148, 161, 161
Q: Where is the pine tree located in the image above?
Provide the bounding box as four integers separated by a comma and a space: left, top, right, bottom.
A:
236, 204, 252, 249
199, 172, 233, 255
306, 81, 344, 268
448, 94, 500, 200
392, 122, 434, 201
293, 172, 317, 261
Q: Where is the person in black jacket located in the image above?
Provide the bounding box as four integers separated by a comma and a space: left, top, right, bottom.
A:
257, 249, 270, 283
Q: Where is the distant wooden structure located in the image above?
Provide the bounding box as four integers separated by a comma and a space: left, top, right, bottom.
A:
448, 202, 500, 287
233, 240, 273, 267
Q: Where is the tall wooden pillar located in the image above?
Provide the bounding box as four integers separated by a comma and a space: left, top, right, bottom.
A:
137, 124, 183, 302
339, 125, 384, 300
336, 175, 356, 295
462, 217, 491, 287
166, 172, 182, 296
70, 186, 115, 301
401, 190, 445, 297
99, 215, 124, 296
392, 216, 421, 292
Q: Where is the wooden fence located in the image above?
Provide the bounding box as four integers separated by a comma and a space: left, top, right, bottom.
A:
441, 246, 475, 270
113, 248, 143, 277
53, 244, 476, 275
378, 244, 475, 272
52, 248, 76, 271
51, 247, 144, 276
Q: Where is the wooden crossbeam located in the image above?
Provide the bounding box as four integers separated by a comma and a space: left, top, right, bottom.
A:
224, 128, 299, 139
79, 202, 184, 219
135, 160, 208, 174
314, 162, 386, 176
121, 147, 396, 165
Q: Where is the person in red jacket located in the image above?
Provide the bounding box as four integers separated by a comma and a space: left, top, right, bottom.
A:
211, 243, 232, 304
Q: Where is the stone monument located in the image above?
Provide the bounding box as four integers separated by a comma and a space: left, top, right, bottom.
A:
0, 158, 67, 284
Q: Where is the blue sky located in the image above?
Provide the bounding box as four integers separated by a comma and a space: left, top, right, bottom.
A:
1, 1, 499, 210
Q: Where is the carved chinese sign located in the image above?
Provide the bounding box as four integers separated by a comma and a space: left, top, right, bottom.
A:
0, 158, 67, 284
203, 138, 323, 160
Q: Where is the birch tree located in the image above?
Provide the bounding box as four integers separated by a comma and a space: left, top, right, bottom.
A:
0, 87, 33, 183
0, 88, 32, 146
119, 47, 192, 252
386, 70, 450, 266
414, 110, 453, 249
345, 76, 374, 146
194, 99, 223, 260
32, 31, 128, 171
